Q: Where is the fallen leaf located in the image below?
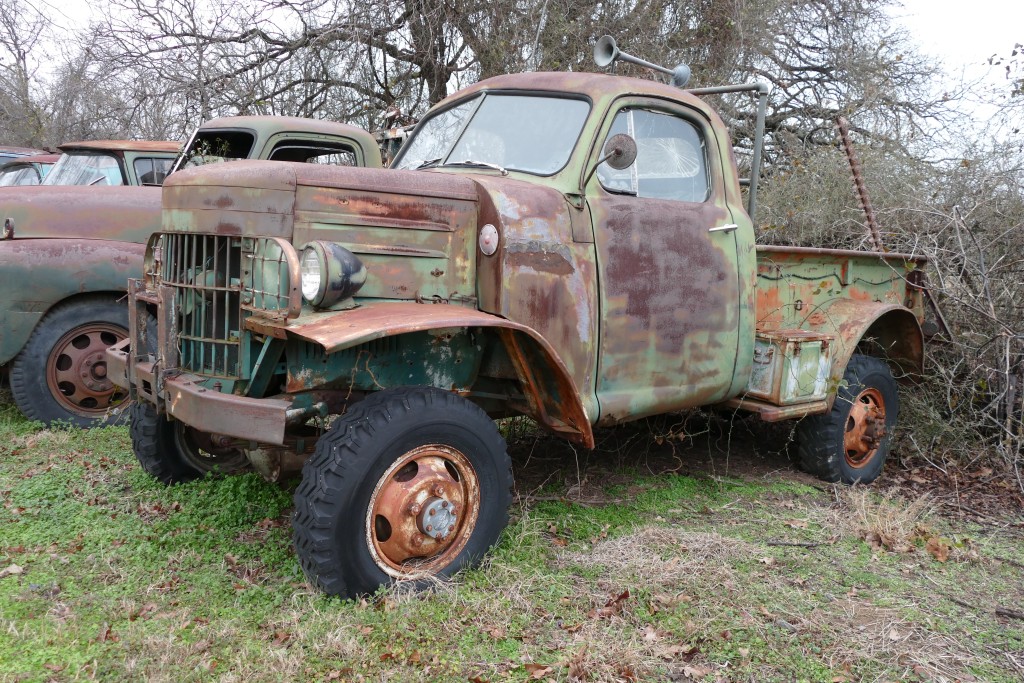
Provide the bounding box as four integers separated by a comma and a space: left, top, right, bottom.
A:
0, 564, 24, 579
888, 627, 901, 641
925, 536, 951, 563
759, 557, 776, 566
524, 663, 552, 679
643, 625, 661, 642
786, 519, 809, 529
683, 664, 712, 679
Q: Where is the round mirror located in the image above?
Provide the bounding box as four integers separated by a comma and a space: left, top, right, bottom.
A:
603, 133, 637, 170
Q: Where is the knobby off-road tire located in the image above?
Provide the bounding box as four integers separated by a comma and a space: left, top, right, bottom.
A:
129, 401, 250, 484
293, 386, 514, 598
10, 297, 129, 427
797, 354, 900, 484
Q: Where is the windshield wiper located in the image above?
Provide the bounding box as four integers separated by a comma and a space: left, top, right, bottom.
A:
414, 157, 443, 170
444, 159, 509, 176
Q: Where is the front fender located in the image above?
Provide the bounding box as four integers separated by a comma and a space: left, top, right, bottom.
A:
0, 238, 144, 364
255, 301, 594, 447
802, 298, 924, 405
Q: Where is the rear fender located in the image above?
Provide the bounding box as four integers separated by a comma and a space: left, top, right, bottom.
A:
268, 302, 594, 447
801, 298, 923, 407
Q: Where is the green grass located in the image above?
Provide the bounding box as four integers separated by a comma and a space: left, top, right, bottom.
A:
1, 394, 1022, 681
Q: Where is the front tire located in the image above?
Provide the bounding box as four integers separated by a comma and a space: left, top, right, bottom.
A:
292, 386, 513, 598
797, 354, 899, 484
10, 298, 129, 427
129, 401, 250, 484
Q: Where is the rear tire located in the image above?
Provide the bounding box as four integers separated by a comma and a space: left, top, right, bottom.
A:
10, 298, 129, 427
292, 386, 513, 598
797, 354, 899, 484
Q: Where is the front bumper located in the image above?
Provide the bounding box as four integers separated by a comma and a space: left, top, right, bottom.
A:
105, 278, 294, 445
108, 340, 292, 444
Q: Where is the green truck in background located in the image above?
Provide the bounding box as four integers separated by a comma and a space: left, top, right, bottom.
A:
0, 119, 381, 427
109, 41, 932, 598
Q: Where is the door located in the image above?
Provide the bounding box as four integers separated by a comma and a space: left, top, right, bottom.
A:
589, 102, 742, 424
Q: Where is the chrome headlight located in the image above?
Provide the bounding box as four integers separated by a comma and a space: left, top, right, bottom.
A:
299, 241, 366, 308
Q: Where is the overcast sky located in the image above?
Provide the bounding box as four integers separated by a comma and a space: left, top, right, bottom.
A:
894, 0, 1021, 84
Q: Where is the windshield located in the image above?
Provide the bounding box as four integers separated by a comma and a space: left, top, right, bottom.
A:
173, 130, 256, 172
394, 93, 591, 175
43, 152, 125, 186
0, 165, 41, 186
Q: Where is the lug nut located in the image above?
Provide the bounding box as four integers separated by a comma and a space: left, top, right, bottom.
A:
432, 485, 444, 496
426, 525, 433, 532
448, 525, 455, 532
441, 501, 448, 509
408, 503, 422, 516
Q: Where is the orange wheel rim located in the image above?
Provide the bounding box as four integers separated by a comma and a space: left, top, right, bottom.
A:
366, 444, 480, 579
45, 323, 127, 416
843, 387, 887, 468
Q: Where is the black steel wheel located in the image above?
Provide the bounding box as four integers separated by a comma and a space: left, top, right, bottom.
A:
797, 354, 899, 484
10, 298, 129, 427
292, 386, 513, 598
129, 400, 249, 484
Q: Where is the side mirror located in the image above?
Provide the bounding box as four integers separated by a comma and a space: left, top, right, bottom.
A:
580, 133, 638, 195
602, 133, 637, 170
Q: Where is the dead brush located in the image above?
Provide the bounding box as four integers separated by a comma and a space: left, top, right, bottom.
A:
836, 487, 934, 553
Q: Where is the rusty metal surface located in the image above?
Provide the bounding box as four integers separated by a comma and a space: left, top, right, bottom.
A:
57, 140, 180, 154
836, 116, 883, 251
366, 444, 479, 578
0, 186, 162, 241
162, 371, 292, 445
844, 386, 887, 468
0, 238, 145, 364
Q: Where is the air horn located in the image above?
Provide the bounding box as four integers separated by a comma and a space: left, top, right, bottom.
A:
593, 35, 691, 88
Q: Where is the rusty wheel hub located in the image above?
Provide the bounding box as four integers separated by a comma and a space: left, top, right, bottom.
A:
366, 444, 480, 578
46, 323, 127, 416
844, 387, 887, 468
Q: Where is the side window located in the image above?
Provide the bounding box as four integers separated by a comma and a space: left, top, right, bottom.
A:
268, 142, 357, 166
597, 109, 709, 203
134, 157, 173, 186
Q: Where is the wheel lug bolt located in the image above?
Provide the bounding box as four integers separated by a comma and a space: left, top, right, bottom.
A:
426, 525, 433, 532
408, 503, 421, 516
441, 501, 448, 508
429, 508, 435, 516
448, 525, 455, 532
432, 485, 443, 496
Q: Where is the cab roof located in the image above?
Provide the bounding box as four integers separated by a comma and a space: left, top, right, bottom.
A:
449, 71, 713, 115
196, 116, 376, 144
58, 140, 181, 154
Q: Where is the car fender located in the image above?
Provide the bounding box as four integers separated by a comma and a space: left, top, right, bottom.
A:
801, 298, 923, 407
265, 301, 595, 447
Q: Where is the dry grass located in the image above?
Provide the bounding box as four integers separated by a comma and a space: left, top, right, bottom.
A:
830, 487, 935, 553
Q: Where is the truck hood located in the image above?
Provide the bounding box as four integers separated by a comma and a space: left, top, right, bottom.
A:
163, 161, 483, 302
0, 185, 162, 242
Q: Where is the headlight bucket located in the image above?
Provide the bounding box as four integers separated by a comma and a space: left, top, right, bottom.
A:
299, 241, 366, 309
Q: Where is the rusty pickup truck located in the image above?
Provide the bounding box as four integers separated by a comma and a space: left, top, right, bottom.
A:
109, 44, 930, 598
1, 119, 382, 427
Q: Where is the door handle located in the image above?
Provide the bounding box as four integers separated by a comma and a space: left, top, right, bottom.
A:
708, 223, 738, 234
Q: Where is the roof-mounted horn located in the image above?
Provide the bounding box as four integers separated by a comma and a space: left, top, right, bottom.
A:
593, 35, 691, 88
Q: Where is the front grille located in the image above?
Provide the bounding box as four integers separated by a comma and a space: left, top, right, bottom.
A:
161, 233, 243, 378
153, 232, 301, 380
